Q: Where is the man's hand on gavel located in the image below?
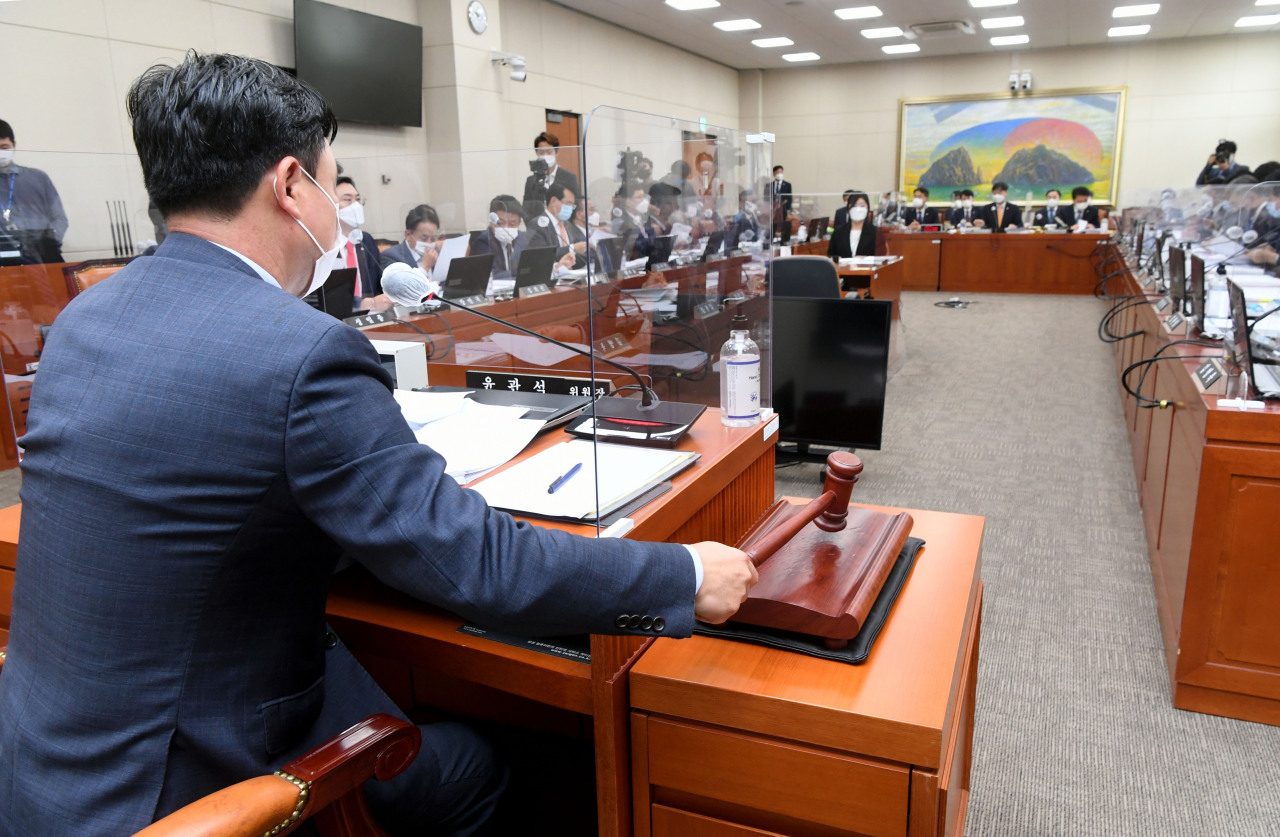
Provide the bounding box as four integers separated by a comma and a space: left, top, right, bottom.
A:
690, 541, 758, 624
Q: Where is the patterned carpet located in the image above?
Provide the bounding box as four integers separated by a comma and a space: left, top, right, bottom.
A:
775, 291, 1280, 837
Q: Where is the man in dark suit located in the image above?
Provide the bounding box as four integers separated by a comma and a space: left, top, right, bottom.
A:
334, 176, 388, 310
1031, 189, 1064, 227
768, 165, 792, 216
979, 181, 1023, 231
832, 189, 856, 228
468, 194, 530, 284
948, 189, 978, 226
526, 182, 586, 270
522, 131, 580, 218
1059, 186, 1101, 231
0, 53, 756, 837
378, 203, 441, 273
612, 180, 661, 259
900, 186, 939, 229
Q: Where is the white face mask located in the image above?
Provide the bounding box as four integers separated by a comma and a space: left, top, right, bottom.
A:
1046, 198, 1059, 209
537, 151, 555, 165
774, 173, 784, 182
952, 199, 962, 209
493, 226, 519, 245
275, 169, 341, 297
412, 239, 429, 256
962, 199, 972, 209
633, 197, 650, 216
703, 208, 714, 219
912, 197, 924, 208
0, 149, 13, 168
588, 211, 601, 226
993, 194, 1006, 205
337, 202, 364, 229
850, 206, 868, 222
743, 201, 757, 215
1077, 198, 1091, 209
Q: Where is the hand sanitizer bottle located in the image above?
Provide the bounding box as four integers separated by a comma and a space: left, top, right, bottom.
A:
719, 307, 761, 427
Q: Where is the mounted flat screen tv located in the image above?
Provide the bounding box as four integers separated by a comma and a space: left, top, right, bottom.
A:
294, 0, 422, 127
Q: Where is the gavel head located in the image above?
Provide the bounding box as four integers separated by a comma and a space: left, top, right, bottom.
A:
816, 451, 862, 532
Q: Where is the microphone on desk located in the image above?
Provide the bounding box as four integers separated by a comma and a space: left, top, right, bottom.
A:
1211, 228, 1260, 276
380, 262, 663, 413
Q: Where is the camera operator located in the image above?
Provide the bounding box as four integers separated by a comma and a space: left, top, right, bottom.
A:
522, 131, 579, 217
1196, 140, 1252, 186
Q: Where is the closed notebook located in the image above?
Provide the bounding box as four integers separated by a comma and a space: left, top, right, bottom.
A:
472, 439, 698, 521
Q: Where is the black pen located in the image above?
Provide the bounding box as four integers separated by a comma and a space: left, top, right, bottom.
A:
547, 462, 583, 494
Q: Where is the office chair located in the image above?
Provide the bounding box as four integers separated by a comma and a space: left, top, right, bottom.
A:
771, 255, 841, 299
133, 713, 421, 837
62, 257, 133, 299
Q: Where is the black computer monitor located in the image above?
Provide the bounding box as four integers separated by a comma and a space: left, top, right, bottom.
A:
304, 267, 358, 319
809, 216, 828, 242
1227, 280, 1251, 376
699, 230, 726, 262
514, 245, 559, 291
646, 235, 676, 270
773, 220, 791, 245
1189, 254, 1207, 334
1134, 221, 1145, 270
441, 253, 494, 300
1168, 245, 1187, 314
771, 296, 891, 450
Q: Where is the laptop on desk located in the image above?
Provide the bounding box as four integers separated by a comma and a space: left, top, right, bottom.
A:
304, 267, 358, 319
440, 253, 495, 301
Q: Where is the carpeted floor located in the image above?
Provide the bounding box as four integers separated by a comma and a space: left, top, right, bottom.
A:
775, 291, 1280, 837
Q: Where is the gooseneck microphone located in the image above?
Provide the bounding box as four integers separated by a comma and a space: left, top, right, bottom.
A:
380, 262, 659, 410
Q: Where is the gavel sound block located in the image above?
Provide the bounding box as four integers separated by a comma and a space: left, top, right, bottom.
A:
730, 452, 914, 649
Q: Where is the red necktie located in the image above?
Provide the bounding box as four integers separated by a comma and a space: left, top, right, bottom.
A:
346, 242, 360, 299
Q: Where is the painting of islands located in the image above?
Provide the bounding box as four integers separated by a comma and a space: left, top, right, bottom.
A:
898, 89, 1125, 206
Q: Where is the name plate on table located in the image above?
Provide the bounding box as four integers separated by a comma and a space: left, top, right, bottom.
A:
1166, 313, 1184, 331
1156, 297, 1171, 312
695, 300, 722, 319
1195, 360, 1223, 391
346, 311, 395, 328
451, 295, 489, 309
1143, 274, 1156, 288
518, 284, 551, 298
594, 333, 630, 357
464, 370, 613, 399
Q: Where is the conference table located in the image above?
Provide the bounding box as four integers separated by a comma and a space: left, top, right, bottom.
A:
879, 229, 1111, 294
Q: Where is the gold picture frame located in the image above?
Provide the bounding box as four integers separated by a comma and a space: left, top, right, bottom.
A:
897, 87, 1127, 206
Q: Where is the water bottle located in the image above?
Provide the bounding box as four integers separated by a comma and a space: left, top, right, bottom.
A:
719, 307, 761, 427
797, 222, 808, 243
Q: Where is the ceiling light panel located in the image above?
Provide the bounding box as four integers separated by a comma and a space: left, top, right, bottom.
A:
834, 6, 882, 20
664, 0, 719, 10
714, 18, 761, 31
752, 36, 794, 47
782, 52, 821, 61
990, 34, 1029, 45
882, 43, 921, 54
968, 0, 1016, 7
1112, 4, 1159, 16
860, 26, 904, 38
980, 16, 1024, 28
1236, 14, 1280, 25
1107, 24, 1150, 36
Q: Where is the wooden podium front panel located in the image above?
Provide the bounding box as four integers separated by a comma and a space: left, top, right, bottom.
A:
880, 233, 941, 291
938, 234, 1105, 295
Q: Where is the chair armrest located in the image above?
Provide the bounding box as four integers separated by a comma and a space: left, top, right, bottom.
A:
134, 713, 421, 837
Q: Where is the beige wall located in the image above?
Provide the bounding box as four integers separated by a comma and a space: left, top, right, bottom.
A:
753, 34, 1280, 208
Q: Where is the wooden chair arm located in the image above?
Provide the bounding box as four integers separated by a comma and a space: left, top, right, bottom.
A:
134, 713, 421, 837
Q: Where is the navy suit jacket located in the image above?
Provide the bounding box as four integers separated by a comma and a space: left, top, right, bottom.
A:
378, 238, 419, 271
980, 201, 1023, 230
0, 232, 692, 835
468, 229, 529, 279
901, 206, 939, 226
528, 212, 588, 268
1056, 204, 1101, 230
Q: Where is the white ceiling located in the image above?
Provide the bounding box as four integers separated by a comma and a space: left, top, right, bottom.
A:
545, 0, 1280, 69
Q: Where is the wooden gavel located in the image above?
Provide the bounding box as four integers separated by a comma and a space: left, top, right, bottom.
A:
745, 452, 863, 567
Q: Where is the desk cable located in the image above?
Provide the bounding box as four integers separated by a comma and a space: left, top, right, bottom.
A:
1124, 339, 1224, 408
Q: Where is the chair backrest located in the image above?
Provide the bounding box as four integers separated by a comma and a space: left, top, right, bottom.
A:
62, 258, 133, 298
772, 255, 840, 299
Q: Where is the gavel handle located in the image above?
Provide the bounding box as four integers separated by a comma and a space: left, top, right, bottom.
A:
745, 491, 836, 567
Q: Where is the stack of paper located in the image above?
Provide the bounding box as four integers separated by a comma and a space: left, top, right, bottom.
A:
473, 439, 699, 521
394, 390, 544, 484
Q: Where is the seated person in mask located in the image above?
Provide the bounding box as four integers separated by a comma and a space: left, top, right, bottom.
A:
949, 189, 978, 226
469, 194, 528, 285
527, 182, 587, 271
1031, 189, 1064, 227
334, 176, 389, 311
833, 189, 857, 228
828, 191, 877, 262
977, 182, 1022, 230
726, 188, 762, 250
612, 181, 660, 258
901, 186, 939, 229
1060, 186, 1100, 231
379, 203, 441, 273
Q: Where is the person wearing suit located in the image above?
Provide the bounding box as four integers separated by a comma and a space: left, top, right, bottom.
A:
832, 190, 856, 229
900, 186, 939, 229
612, 180, 661, 260
827, 191, 877, 269
522, 131, 580, 218
948, 189, 978, 227
979, 182, 1023, 231
378, 203, 441, 274
1059, 186, 1101, 231
526, 182, 587, 271
1031, 189, 1064, 228
334, 176, 389, 311
725, 188, 763, 251
768, 165, 793, 216
468, 194, 530, 287
0, 53, 758, 837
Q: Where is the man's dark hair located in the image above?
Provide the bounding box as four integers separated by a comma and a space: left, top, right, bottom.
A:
616, 181, 646, 200
547, 182, 577, 204
1046, 188, 1061, 198
1216, 140, 1237, 156
0, 120, 13, 143
336, 176, 356, 189
534, 131, 560, 150
772, 165, 784, 174
1254, 161, 1280, 182
914, 186, 929, 198
404, 204, 439, 232
991, 181, 1009, 192
489, 194, 523, 218
671, 160, 691, 179
1071, 186, 1092, 199
739, 188, 756, 204
961, 189, 974, 198
843, 189, 856, 200
127, 52, 338, 219
847, 191, 869, 208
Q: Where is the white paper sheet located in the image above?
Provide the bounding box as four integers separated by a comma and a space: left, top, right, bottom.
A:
413, 400, 543, 484
393, 389, 470, 428
488, 332, 591, 367
431, 234, 472, 282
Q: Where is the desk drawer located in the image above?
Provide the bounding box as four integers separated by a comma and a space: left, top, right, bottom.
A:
653, 804, 785, 836
646, 717, 909, 837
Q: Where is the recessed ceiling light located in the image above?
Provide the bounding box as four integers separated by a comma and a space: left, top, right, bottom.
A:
1112, 4, 1159, 16
1256, 0, 1280, 6
752, 36, 795, 47
980, 16, 1024, 28
714, 18, 761, 31
968, 0, 1016, 7
1236, 13, 1280, 25
782, 52, 821, 61
664, 0, 719, 10
1107, 24, 1150, 36
860, 26, 904, 38
834, 5, 882, 20
882, 43, 921, 54
990, 34, 1030, 45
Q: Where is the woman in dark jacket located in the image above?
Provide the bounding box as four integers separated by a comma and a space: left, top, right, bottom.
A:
827, 191, 877, 260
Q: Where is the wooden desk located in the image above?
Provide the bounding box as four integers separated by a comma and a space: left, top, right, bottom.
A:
880, 230, 1109, 295
630, 503, 984, 837
325, 410, 778, 836
1109, 266, 1280, 726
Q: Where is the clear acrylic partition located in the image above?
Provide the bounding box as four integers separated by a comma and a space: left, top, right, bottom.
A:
0, 151, 153, 469
579, 107, 774, 534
